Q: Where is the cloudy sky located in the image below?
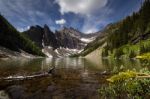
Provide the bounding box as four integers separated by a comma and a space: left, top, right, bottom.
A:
0, 0, 143, 33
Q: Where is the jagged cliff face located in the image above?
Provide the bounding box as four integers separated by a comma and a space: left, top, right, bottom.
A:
43, 25, 59, 49
55, 28, 86, 49
24, 25, 59, 49
24, 26, 93, 50
23, 25, 98, 57
0, 13, 99, 58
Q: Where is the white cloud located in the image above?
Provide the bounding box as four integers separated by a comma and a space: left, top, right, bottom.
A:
55, 0, 110, 34
55, 19, 66, 25
55, 0, 108, 15
81, 15, 110, 33
0, 0, 54, 29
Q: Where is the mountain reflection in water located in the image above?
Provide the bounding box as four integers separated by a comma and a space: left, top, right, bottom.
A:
0, 58, 149, 99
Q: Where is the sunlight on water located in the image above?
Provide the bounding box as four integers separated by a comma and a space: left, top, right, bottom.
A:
0, 57, 149, 78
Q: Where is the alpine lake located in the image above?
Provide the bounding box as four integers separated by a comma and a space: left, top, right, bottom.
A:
0, 57, 149, 99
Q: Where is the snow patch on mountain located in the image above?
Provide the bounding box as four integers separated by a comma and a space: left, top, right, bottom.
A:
81, 37, 95, 43
42, 48, 53, 58
42, 46, 83, 58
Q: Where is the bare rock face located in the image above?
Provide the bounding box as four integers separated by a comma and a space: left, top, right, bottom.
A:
23, 25, 99, 57
6, 85, 27, 99
24, 25, 59, 49
55, 29, 85, 49
43, 25, 59, 49
24, 26, 90, 50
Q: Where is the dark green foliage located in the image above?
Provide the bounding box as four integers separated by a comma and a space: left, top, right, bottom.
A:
109, 0, 150, 48
0, 14, 45, 56
103, 0, 150, 58
114, 48, 124, 58
140, 41, 150, 54
104, 39, 150, 58
129, 49, 137, 58
140, 44, 146, 54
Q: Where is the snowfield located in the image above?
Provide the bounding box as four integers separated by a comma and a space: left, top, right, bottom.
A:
80, 37, 95, 43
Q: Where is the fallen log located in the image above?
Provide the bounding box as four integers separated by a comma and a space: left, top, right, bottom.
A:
0, 68, 55, 81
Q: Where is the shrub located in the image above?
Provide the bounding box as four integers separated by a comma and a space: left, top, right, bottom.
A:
99, 69, 150, 98
114, 48, 124, 58
129, 49, 137, 58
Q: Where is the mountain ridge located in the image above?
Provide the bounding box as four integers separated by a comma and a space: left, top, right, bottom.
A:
76, 0, 150, 58
23, 25, 99, 57
24, 25, 99, 49
0, 14, 45, 57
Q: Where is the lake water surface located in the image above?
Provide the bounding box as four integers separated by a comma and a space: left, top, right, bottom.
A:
0, 57, 149, 99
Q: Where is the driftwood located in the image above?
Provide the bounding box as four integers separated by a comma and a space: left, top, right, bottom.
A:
0, 67, 55, 81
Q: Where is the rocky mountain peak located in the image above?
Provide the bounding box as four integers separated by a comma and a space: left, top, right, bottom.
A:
24, 25, 99, 53
29, 25, 43, 31
43, 24, 59, 49
44, 24, 50, 31
58, 27, 83, 38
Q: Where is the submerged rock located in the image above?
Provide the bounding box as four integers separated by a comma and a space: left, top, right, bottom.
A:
0, 90, 9, 99
6, 85, 27, 99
